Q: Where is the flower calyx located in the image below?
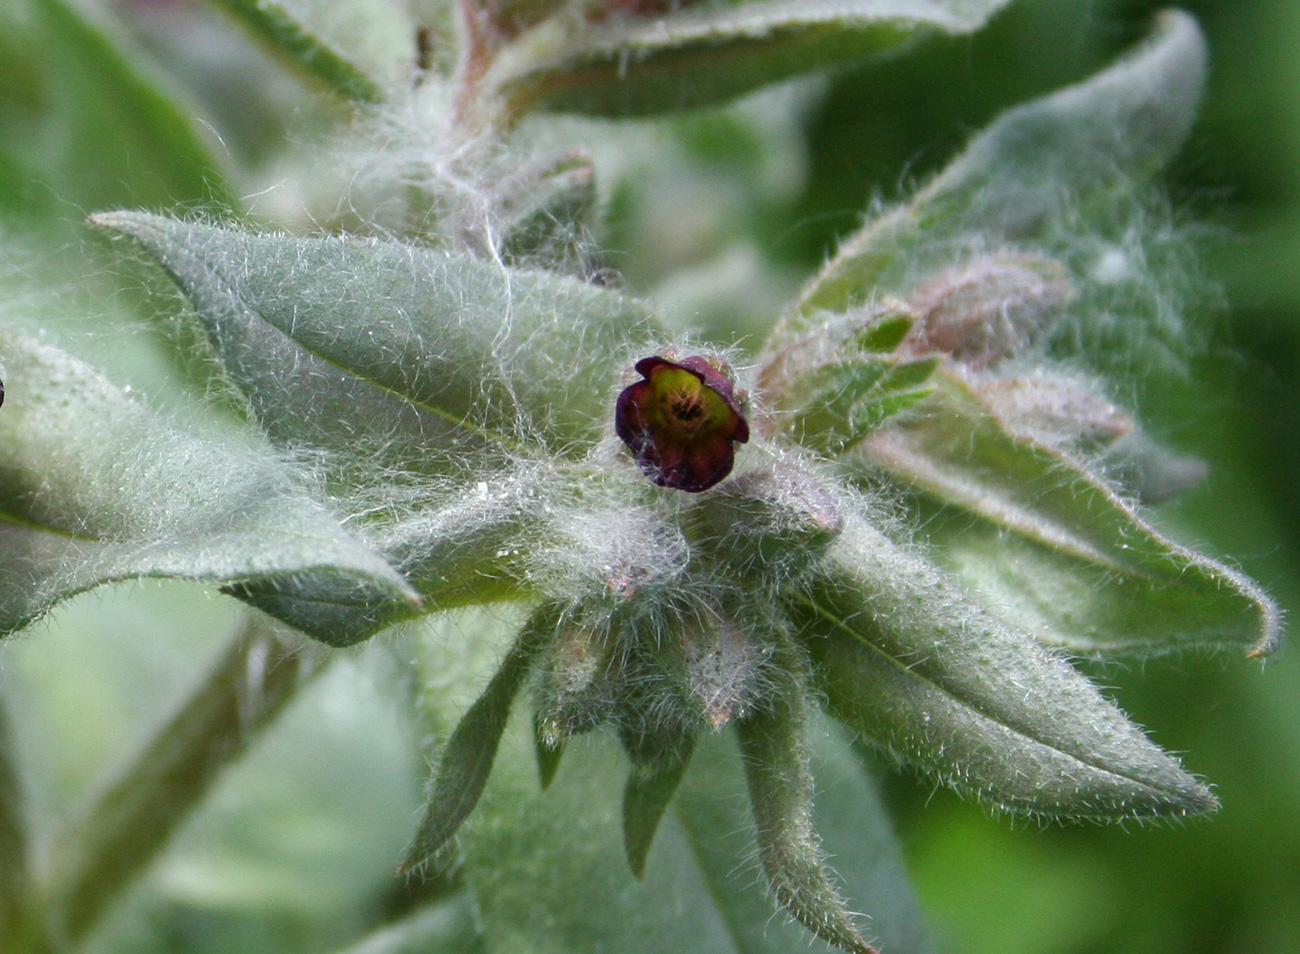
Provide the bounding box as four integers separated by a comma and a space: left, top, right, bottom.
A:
616, 353, 749, 492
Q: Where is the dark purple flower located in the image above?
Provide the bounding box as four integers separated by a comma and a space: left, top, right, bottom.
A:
615, 354, 749, 492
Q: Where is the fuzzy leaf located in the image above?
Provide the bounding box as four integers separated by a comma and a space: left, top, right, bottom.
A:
787, 354, 939, 454
230, 463, 564, 646
401, 609, 553, 873
676, 722, 934, 954
800, 511, 1220, 822
494, 0, 1010, 118
623, 734, 696, 879
859, 371, 1280, 656
206, 0, 396, 102
92, 212, 659, 474
736, 654, 876, 954
0, 331, 416, 638
784, 9, 1206, 327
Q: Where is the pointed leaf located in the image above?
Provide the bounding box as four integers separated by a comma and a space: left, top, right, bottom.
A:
676, 722, 934, 954
92, 212, 661, 476
230, 463, 566, 646
736, 654, 877, 954
401, 607, 553, 872
495, 0, 1010, 118
533, 712, 565, 790
206, 0, 394, 102
0, 331, 415, 638
783, 10, 1206, 329
859, 371, 1279, 656
623, 734, 696, 879
799, 511, 1220, 821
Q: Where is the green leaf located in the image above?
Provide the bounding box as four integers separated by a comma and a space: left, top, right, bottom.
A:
92, 212, 660, 473
401, 607, 554, 873
0, 0, 234, 222
623, 734, 696, 879
493, 0, 1010, 119
799, 510, 1220, 822
0, 331, 416, 639
675, 720, 934, 954
758, 306, 938, 453
786, 355, 939, 454
205, 0, 400, 103
784, 9, 1205, 326
736, 652, 876, 954
858, 371, 1280, 656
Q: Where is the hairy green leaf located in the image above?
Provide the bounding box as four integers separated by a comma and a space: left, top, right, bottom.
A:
676, 722, 934, 954
0, 331, 415, 638
736, 653, 876, 954
623, 734, 696, 879
92, 212, 660, 474
859, 372, 1280, 656
784, 9, 1205, 327
800, 511, 1220, 821
419, 607, 926, 954
402, 607, 553, 873
494, 0, 1010, 118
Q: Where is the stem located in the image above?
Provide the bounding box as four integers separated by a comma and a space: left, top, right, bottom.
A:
0, 692, 54, 954
50, 612, 329, 945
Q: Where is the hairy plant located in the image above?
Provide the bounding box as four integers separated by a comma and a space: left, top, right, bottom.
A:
0, 2, 1280, 954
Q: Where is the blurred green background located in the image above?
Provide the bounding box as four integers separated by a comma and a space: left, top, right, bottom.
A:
2, 1, 1298, 953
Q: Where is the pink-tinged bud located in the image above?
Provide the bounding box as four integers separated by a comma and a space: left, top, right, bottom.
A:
616, 355, 750, 493
903, 255, 1075, 368
979, 376, 1132, 451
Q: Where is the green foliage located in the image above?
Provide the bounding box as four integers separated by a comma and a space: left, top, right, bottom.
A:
0, 2, 1291, 954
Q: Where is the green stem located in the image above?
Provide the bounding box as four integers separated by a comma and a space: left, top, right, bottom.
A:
50, 612, 329, 945
0, 692, 54, 954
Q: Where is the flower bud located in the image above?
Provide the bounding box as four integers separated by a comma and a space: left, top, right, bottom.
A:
533, 613, 621, 746
978, 375, 1132, 452
903, 254, 1075, 368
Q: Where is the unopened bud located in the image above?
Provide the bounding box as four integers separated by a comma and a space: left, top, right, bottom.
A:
979, 376, 1132, 452
683, 614, 770, 729
903, 255, 1075, 368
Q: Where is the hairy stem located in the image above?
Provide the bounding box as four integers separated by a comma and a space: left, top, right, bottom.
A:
50, 612, 328, 944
